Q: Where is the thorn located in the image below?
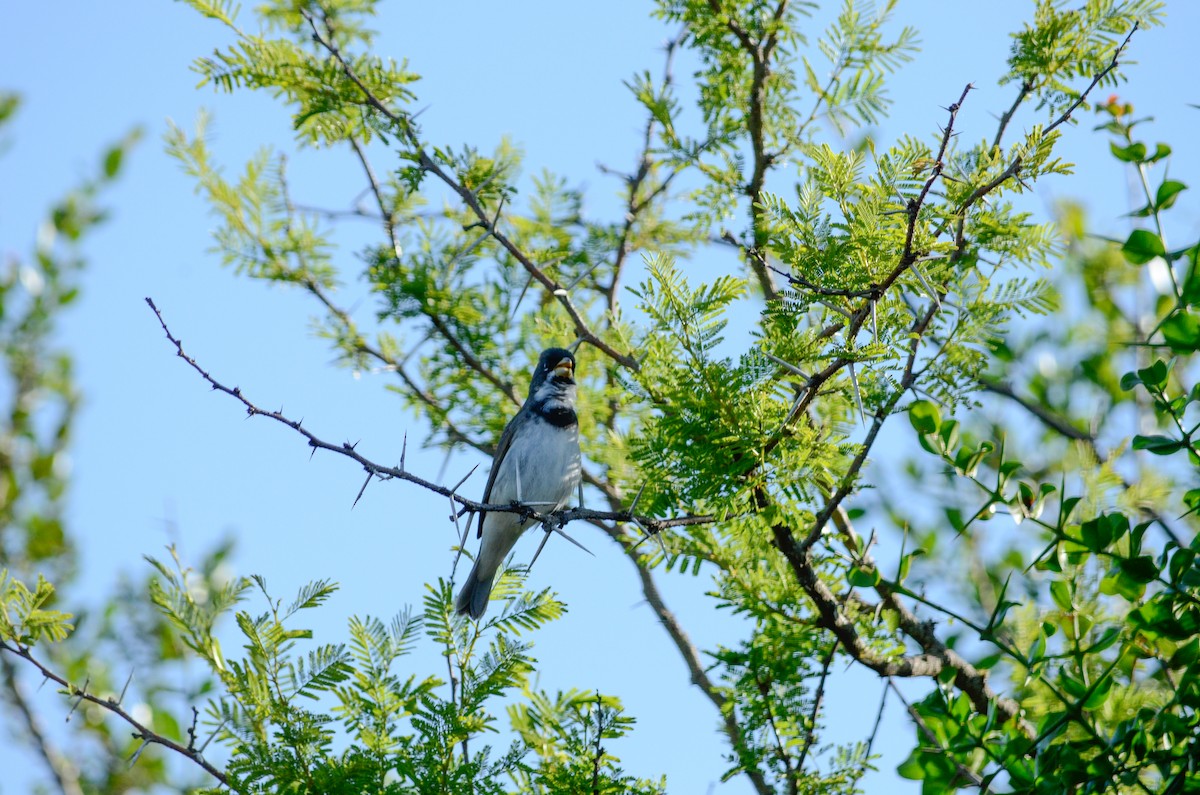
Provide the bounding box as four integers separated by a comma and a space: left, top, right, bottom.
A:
435, 446, 452, 484
563, 258, 603, 293
448, 489, 464, 540
629, 520, 663, 556
118, 669, 134, 706
400, 432, 408, 471
871, 300, 879, 344
128, 737, 151, 766
449, 463, 481, 495
763, 351, 808, 379
528, 526, 554, 570
514, 457, 523, 503
66, 678, 89, 722
628, 481, 649, 514
909, 260, 940, 308
849, 361, 866, 427
508, 273, 537, 324
817, 298, 853, 319
549, 523, 594, 556
199, 718, 226, 755
353, 469, 373, 508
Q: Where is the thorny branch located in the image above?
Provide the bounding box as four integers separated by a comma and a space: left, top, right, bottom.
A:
772, 27, 1138, 542
0, 640, 227, 786
145, 298, 707, 537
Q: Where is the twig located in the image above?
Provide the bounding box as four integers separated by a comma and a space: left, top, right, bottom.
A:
979, 377, 1183, 546
795, 638, 839, 773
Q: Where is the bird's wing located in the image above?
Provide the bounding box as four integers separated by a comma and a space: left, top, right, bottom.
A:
476, 410, 523, 538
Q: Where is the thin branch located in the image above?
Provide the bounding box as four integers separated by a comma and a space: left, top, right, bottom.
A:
299, 7, 639, 372
0, 654, 84, 795
980, 377, 1184, 546
794, 637, 838, 774
992, 80, 1033, 149
888, 678, 984, 787
347, 135, 400, 258
146, 298, 710, 537
611, 520, 773, 795
0, 641, 226, 786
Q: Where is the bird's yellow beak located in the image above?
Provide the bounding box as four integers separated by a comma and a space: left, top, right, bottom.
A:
553, 359, 575, 378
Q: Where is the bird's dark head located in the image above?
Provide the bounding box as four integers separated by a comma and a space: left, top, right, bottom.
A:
526, 348, 578, 424
531, 347, 576, 393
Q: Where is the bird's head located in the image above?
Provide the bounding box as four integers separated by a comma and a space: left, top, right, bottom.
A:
526, 347, 578, 417
532, 348, 576, 389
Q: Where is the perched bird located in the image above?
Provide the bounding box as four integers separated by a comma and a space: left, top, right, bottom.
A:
455, 348, 582, 619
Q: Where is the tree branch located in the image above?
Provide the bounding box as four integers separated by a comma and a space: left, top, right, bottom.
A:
0, 640, 226, 786
0, 654, 85, 795
145, 297, 708, 535
299, 7, 640, 372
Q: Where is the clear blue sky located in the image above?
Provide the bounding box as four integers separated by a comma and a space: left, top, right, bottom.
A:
1, 1, 1197, 793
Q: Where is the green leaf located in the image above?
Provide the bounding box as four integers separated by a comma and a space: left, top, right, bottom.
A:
1147, 142, 1172, 163
1118, 555, 1159, 584
1119, 371, 1142, 391
1080, 516, 1113, 551
897, 752, 926, 780
908, 400, 941, 434
1136, 359, 1169, 390
1155, 180, 1186, 210
1132, 435, 1184, 455
103, 145, 124, 179
848, 565, 880, 588
1083, 676, 1113, 710
1162, 311, 1200, 352
1085, 627, 1121, 655
1110, 141, 1147, 162
1184, 488, 1200, 515
1182, 246, 1200, 305
1122, 229, 1166, 264
1050, 580, 1073, 612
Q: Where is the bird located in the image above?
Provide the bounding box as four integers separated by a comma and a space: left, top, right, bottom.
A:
454, 347, 582, 619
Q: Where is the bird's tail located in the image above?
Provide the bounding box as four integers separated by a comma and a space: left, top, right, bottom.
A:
454, 559, 495, 620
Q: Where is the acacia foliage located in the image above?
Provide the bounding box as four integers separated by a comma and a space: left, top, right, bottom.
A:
7, 1, 1200, 793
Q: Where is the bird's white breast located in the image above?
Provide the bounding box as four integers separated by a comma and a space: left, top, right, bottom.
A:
488, 417, 581, 511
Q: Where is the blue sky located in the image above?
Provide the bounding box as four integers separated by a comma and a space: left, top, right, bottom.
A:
1, 1, 1198, 792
